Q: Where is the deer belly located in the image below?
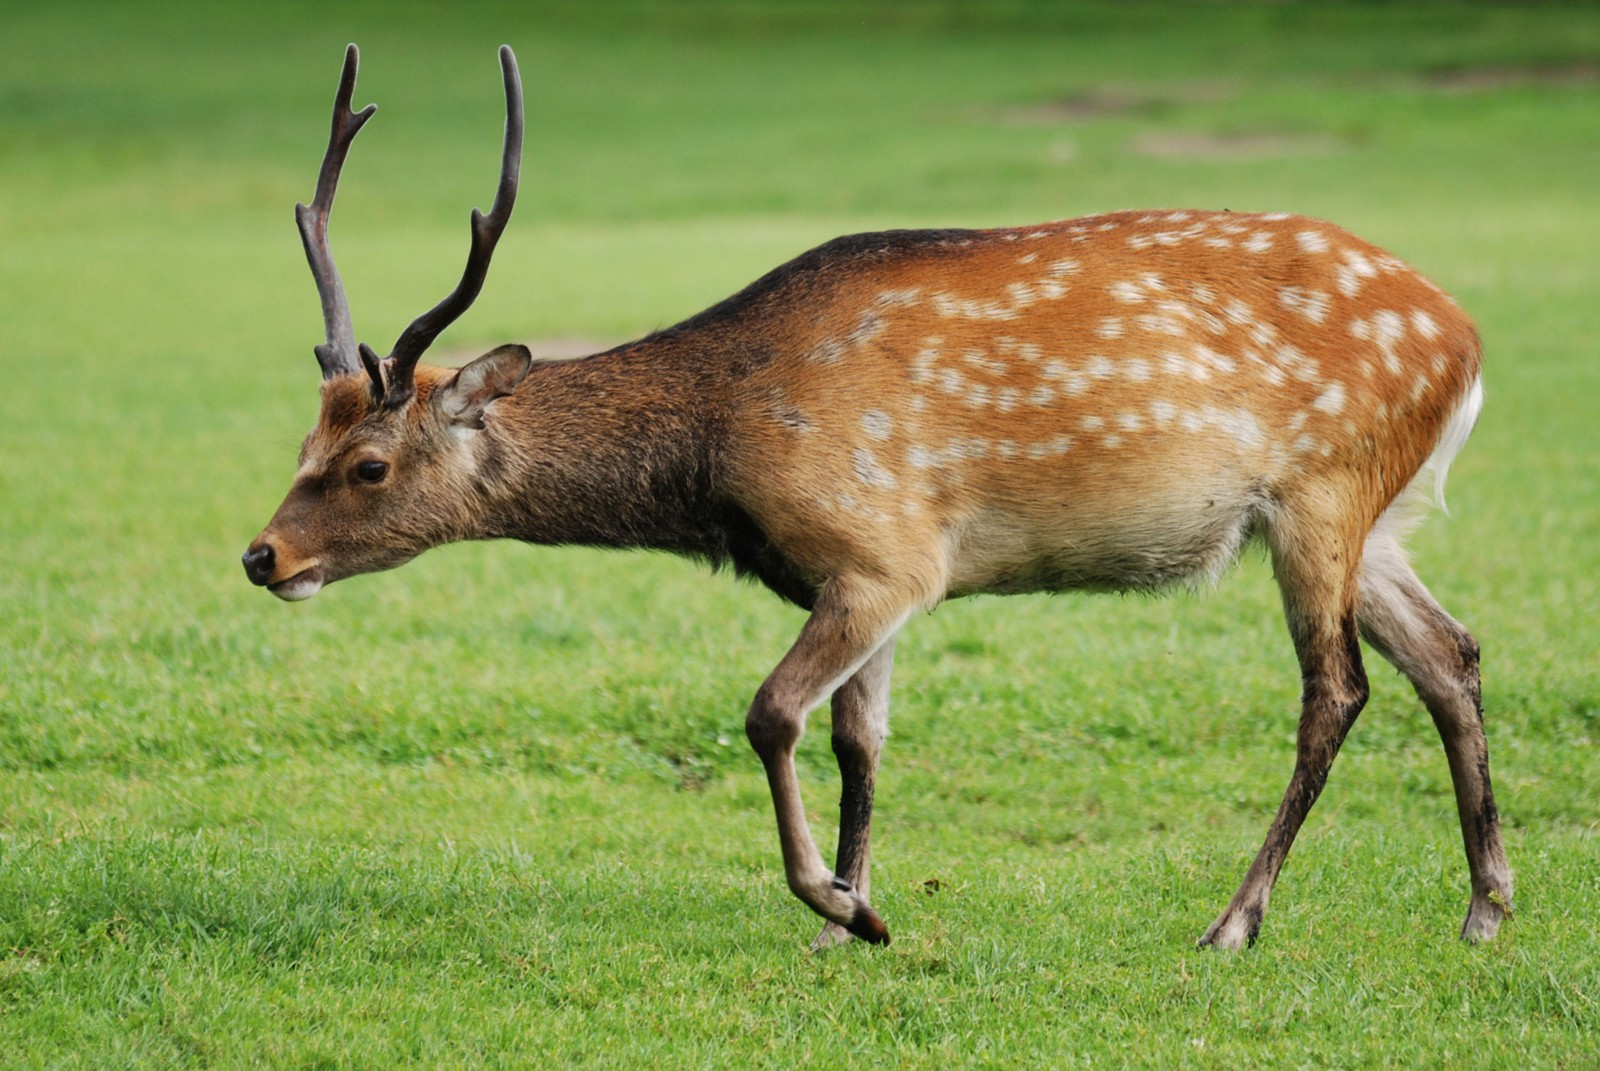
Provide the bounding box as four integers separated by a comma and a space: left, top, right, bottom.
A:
944, 489, 1262, 597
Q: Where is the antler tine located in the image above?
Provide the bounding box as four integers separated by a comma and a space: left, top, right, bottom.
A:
366, 44, 524, 404
294, 43, 377, 381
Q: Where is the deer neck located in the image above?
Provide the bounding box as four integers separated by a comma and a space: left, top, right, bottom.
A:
475, 343, 730, 556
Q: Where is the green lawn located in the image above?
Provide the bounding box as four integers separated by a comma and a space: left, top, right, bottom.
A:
3, 2, 1598, 1067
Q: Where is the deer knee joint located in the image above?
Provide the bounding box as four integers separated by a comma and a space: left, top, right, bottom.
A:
745, 686, 801, 756
831, 724, 882, 767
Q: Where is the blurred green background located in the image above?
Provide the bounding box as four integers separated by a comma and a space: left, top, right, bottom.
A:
2, 2, 1597, 1067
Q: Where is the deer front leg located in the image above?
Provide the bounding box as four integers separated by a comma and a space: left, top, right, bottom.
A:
811, 637, 897, 952
745, 582, 911, 947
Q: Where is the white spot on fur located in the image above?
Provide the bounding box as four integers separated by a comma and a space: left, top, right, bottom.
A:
861, 410, 892, 441
952, 438, 990, 459
1086, 355, 1114, 380
1311, 383, 1346, 415
1028, 385, 1056, 406
1150, 400, 1177, 427
1109, 280, 1145, 304
810, 337, 846, 363
1243, 232, 1274, 253
1096, 317, 1125, 339
1223, 299, 1253, 325
853, 447, 898, 489
1279, 286, 1330, 323
1334, 249, 1378, 298
850, 311, 886, 346
873, 286, 923, 309
1372, 309, 1407, 374
1137, 313, 1186, 336
1006, 281, 1039, 307
1123, 358, 1152, 382
1411, 309, 1441, 340
1117, 412, 1145, 432
963, 350, 1009, 376
1296, 230, 1330, 254
1208, 407, 1266, 448
933, 293, 1019, 321
1079, 415, 1105, 432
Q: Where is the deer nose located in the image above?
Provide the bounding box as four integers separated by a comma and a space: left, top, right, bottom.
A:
242, 542, 276, 586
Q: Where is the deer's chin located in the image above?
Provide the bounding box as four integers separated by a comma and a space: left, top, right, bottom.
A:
268, 567, 325, 602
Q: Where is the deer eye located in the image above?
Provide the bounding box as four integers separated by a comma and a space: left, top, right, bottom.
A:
354, 460, 389, 484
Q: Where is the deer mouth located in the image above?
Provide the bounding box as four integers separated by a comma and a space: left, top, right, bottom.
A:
268, 567, 325, 602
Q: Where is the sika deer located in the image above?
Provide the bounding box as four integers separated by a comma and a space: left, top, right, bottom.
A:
244, 44, 1513, 950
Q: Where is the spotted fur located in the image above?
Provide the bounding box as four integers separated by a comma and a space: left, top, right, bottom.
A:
247, 207, 1511, 951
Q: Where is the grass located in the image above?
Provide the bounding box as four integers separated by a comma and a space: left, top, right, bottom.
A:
3, 1, 1599, 1066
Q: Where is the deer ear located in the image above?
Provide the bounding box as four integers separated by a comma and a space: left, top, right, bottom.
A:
435, 344, 532, 429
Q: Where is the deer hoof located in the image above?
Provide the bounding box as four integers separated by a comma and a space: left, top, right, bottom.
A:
1461, 891, 1511, 943
845, 903, 891, 945
1198, 905, 1261, 951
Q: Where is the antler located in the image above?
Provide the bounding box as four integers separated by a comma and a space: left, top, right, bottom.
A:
295, 44, 377, 381
362, 44, 524, 405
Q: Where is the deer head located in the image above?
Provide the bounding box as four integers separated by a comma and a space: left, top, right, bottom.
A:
242, 44, 530, 600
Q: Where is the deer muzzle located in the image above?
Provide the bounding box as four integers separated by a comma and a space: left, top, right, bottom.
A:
241, 538, 325, 601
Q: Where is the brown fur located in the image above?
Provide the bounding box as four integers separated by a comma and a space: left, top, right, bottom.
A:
247, 208, 1511, 949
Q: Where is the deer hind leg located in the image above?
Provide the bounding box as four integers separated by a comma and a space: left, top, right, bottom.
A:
810, 637, 897, 952
1200, 499, 1370, 950
745, 578, 913, 947
1356, 527, 1512, 941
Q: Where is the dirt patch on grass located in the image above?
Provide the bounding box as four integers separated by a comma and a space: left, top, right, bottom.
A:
1132, 129, 1347, 161
990, 81, 1233, 124
1418, 60, 1600, 93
